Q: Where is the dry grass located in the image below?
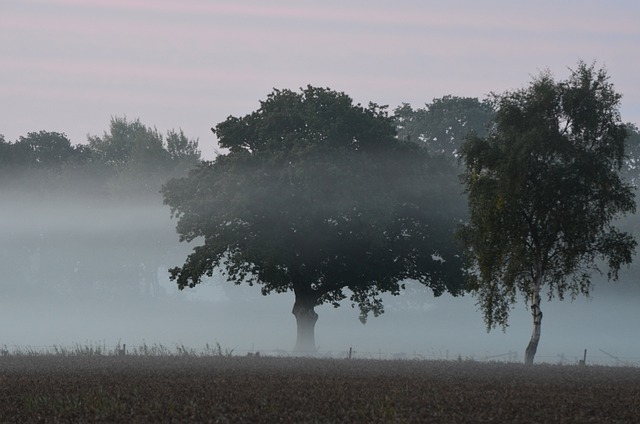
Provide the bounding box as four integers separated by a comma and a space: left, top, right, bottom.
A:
1, 355, 639, 423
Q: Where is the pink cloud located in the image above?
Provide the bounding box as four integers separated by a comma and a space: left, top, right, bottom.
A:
16, 0, 640, 37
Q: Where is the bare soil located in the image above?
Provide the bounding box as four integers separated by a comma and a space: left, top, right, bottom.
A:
1, 355, 638, 423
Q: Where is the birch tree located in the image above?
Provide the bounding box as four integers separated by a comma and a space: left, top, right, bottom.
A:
458, 62, 636, 365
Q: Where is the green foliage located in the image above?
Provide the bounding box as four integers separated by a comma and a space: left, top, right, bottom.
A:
394, 96, 494, 157
88, 117, 165, 170
1, 131, 88, 170
459, 61, 637, 329
166, 129, 201, 165
0, 134, 8, 166
0, 131, 96, 194
0, 119, 201, 198
162, 86, 465, 323
88, 116, 201, 196
14, 131, 83, 166
622, 123, 640, 185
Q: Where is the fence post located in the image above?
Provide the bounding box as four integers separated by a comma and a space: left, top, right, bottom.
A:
578, 349, 587, 366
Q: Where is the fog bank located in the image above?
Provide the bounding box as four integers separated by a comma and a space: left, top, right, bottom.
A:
1, 188, 638, 366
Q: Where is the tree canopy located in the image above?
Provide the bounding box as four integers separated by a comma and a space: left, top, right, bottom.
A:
458, 61, 636, 364
394, 96, 494, 157
88, 117, 201, 196
162, 86, 466, 352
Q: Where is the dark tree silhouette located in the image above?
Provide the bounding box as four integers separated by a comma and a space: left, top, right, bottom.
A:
162, 86, 466, 352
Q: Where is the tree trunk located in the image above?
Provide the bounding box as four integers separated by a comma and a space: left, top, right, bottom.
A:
292, 293, 318, 354
524, 286, 543, 365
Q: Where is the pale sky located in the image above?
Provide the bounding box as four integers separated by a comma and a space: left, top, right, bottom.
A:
2, 0, 639, 158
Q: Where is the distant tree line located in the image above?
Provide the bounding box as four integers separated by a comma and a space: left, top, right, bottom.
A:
0, 118, 201, 304
0, 117, 200, 196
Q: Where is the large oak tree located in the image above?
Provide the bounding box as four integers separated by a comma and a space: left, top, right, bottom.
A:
162, 86, 465, 352
458, 62, 636, 365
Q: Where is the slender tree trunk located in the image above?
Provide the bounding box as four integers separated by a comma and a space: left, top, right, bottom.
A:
524, 284, 543, 365
292, 292, 318, 354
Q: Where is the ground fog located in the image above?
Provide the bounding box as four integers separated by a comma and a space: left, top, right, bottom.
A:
1, 190, 638, 366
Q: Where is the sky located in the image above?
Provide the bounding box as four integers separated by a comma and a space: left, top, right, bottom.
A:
2, 0, 640, 159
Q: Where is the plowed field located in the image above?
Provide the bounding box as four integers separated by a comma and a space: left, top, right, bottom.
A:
1, 355, 638, 423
